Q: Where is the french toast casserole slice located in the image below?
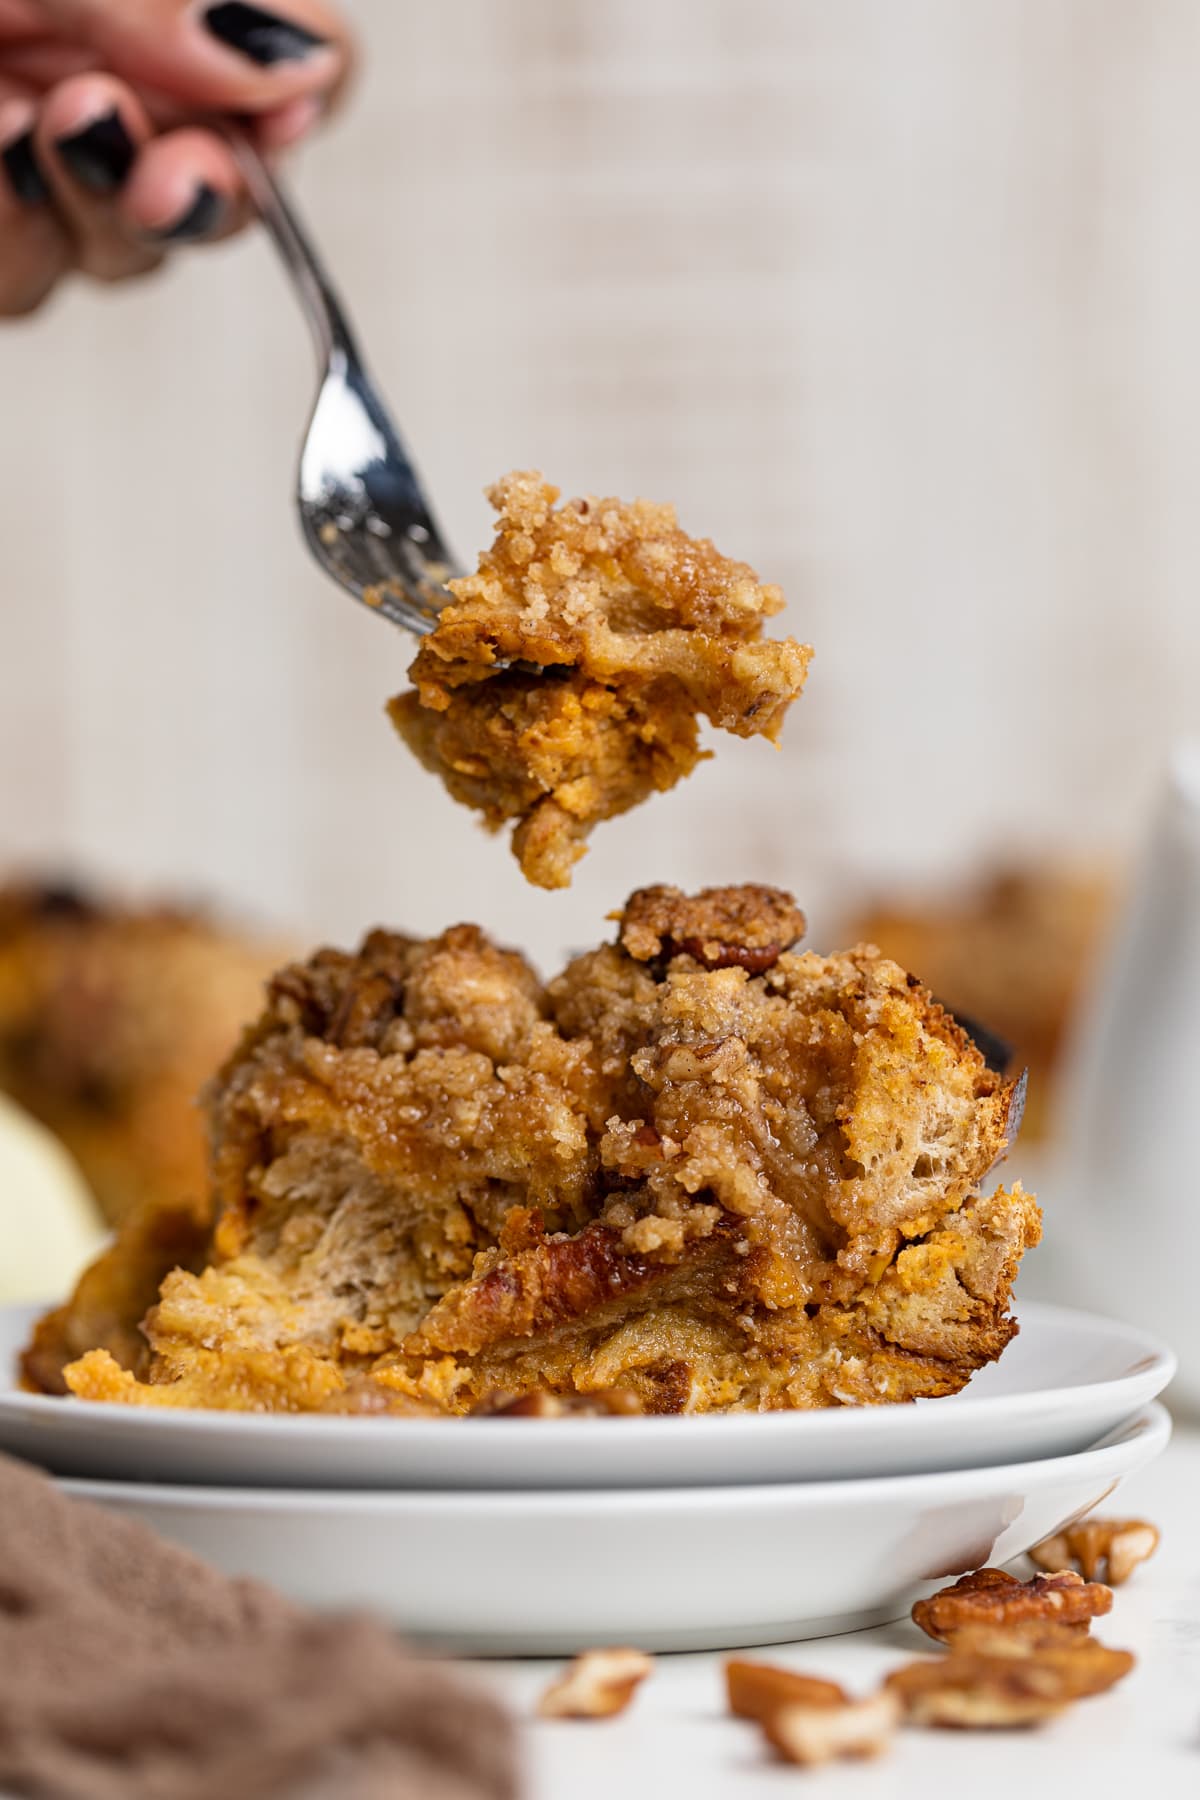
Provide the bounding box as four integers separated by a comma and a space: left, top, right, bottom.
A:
31, 884, 1038, 1415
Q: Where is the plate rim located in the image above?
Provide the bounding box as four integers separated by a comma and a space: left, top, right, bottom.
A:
56, 1400, 1171, 1512
0, 1298, 1177, 1445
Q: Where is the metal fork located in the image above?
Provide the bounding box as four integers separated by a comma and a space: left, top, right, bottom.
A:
233, 136, 461, 635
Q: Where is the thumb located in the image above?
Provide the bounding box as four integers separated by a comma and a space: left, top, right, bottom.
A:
35, 1, 351, 114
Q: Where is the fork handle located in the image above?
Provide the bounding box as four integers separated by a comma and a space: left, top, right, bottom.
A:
229, 131, 362, 372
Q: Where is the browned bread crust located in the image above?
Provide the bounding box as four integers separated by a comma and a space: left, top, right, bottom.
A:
849, 866, 1114, 1140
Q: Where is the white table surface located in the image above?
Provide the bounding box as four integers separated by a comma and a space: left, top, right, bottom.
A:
485, 1422, 1200, 1800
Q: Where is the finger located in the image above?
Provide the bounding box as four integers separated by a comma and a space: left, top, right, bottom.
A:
0, 95, 71, 313
0, 39, 98, 89
34, 73, 161, 281
0, 2, 45, 39
0, 85, 46, 202
120, 125, 245, 243
33, 2, 352, 115
254, 91, 323, 151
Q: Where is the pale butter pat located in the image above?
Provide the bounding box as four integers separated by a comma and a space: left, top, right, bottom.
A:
0, 1095, 106, 1303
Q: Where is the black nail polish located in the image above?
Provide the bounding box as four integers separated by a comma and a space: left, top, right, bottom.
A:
1, 130, 49, 206
56, 110, 135, 194
202, 2, 328, 65
153, 183, 226, 243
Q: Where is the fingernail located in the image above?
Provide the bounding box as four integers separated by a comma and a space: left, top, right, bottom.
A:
1, 130, 49, 206
151, 183, 227, 242
257, 91, 323, 150
201, 3, 329, 65
55, 110, 136, 194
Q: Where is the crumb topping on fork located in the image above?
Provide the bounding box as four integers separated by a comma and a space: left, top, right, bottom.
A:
389, 473, 811, 887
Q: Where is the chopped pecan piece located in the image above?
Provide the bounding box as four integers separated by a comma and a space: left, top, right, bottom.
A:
1030, 1518, 1160, 1587
617, 883, 806, 972
536, 1649, 653, 1719
912, 1567, 1112, 1644
945, 1631, 1136, 1691
761, 1693, 899, 1765
725, 1660, 847, 1723
886, 1637, 1134, 1728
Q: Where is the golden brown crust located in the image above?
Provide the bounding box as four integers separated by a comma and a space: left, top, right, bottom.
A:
20, 1196, 211, 1395
42, 885, 1039, 1417
849, 866, 1115, 1140
471, 1388, 643, 1417
389, 474, 811, 888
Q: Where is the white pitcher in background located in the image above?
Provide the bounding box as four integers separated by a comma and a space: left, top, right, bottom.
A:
1055, 745, 1200, 1408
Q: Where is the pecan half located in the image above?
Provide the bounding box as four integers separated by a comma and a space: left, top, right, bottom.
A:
1030, 1518, 1160, 1587
725, 1660, 847, 1723
886, 1637, 1134, 1728
536, 1648, 653, 1719
761, 1692, 899, 1765
912, 1567, 1112, 1644
617, 884, 806, 973
945, 1630, 1136, 1692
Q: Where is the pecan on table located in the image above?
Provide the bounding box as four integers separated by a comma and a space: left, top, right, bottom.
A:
725, 1660, 847, 1723
912, 1567, 1112, 1644
886, 1636, 1134, 1729
536, 1648, 653, 1719
762, 1692, 899, 1765
1030, 1518, 1160, 1587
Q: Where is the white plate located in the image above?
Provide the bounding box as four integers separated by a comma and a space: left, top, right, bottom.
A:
0, 1299, 1175, 1489
60, 1404, 1171, 1654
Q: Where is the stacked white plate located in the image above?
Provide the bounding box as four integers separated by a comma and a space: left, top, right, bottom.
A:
0, 1299, 1174, 1653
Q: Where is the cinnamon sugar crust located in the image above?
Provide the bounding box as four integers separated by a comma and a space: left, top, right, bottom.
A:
389, 475, 812, 888
42, 885, 1039, 1417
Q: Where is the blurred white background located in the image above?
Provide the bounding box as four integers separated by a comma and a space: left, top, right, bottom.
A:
3, 0, 1198, 965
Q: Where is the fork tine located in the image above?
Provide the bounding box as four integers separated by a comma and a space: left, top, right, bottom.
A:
233, 128, 461, 638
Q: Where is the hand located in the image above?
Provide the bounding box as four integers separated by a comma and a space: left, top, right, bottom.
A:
0, 0, 353, 315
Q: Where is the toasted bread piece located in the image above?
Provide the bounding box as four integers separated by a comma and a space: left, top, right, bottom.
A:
849, 866, 1114, 1140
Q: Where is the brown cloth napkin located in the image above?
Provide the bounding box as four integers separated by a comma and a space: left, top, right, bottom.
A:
0, 1452, 519, 1800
